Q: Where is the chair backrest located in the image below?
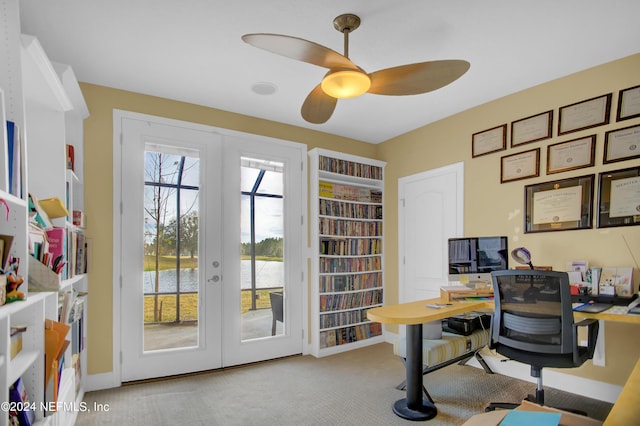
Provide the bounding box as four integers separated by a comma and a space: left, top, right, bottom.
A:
491, 270, 575, 355
270, 291, 284, 322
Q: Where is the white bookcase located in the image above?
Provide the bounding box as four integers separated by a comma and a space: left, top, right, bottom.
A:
1, 1, 88, 424
309, 148, 386, 357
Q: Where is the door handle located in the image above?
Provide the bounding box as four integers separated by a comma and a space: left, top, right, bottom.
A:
208, 275, 220, 283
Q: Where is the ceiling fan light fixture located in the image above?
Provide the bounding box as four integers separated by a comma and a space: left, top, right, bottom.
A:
321, 69, 371, 99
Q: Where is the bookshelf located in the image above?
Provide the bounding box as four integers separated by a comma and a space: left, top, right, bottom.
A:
309, 148, 386, 357
1, 0, 88, 424
0, 292, 57, 425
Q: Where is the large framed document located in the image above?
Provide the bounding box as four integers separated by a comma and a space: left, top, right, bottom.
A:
597, 166, 640, 228
524, 174, 594, 233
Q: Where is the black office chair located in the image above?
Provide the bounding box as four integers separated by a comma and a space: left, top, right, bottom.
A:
486, 269, 599, 412
269, 291, 283, 335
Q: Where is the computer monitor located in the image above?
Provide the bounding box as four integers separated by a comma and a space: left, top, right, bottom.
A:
448, 236, 508, 287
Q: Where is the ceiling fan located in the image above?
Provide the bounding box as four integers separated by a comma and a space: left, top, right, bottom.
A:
242, 13, 470, 124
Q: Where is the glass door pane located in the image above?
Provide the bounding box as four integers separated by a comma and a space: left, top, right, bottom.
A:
143, 148, 200, 351
240, 157, 284, 340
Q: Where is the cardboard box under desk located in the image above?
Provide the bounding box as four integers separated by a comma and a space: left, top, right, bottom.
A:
440, 285, 494, 302
462, 401, 602, 426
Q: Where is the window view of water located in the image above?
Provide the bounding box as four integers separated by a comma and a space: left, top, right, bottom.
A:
143, 260, 284, 293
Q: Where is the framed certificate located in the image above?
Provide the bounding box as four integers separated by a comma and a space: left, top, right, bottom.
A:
616, 85, 640, 122
597, 166, 640, 228
511, 110, 553, 147
501, 148, 540, 183
558, 93, 612, 135
472, 124, 506, 158
524, 174, 594, 233
603, 124, 640, 164
546, 135, 596, 174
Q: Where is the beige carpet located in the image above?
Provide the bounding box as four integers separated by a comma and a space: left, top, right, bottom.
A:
77, 343, 612, 425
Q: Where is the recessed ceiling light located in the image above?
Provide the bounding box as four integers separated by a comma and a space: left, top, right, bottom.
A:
251, 82, 277, 95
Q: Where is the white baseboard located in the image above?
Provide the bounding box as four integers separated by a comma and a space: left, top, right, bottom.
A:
85, 372, 121, 392
381, 330, 622, 404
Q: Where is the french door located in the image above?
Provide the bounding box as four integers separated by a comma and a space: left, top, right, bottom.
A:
117, 112, 305, 382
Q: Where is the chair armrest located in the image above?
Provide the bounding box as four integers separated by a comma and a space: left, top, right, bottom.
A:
573, 318, 599, 364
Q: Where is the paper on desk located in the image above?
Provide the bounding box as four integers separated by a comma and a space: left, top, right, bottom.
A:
499, 410, 561, 426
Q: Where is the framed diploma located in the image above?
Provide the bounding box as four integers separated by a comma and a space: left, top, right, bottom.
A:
603, 124, 640, 164
616, 85, 640, 122
500, 148, 540, 183
511, 110, 553, 147
597, 166, 640, 228
524, 174, 594, 233
546, 135, 596, 175
472, 124, 506, 158
558, 93, 612, 136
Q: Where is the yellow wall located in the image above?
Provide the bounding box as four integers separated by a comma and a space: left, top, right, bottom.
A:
377, 52, 640, 386
80, 84, 375, 375
82, 52, 640, 388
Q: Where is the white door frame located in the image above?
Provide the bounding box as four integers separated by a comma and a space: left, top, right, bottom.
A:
111, 110, 308, 387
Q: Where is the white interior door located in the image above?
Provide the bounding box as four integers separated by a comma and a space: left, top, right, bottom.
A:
399, 163, 464, 303
117, 112, 306, 381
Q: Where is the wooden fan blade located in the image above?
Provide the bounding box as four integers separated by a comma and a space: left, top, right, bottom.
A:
301, 84, 337, 124
242, 33, 357, 69
368, 60, 470, 95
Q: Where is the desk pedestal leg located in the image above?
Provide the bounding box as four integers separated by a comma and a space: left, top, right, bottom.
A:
393, 324, 437, 421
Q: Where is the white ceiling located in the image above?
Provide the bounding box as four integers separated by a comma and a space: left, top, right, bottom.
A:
18, 0, 640, 144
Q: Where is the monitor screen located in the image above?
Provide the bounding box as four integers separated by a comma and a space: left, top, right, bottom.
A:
448, 236, 508, 285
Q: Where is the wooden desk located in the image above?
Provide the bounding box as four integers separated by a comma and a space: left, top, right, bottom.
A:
367, 297, 490, 420
367, 296, 640, 421
604, 355, 640, 425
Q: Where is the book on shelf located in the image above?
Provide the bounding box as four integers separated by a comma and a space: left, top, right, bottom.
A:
6, 120, 23, 198
0, 233, 13, 270
28, 193, 54, 229
10, 324, 27, 360
9, 377, 35, 426
39, 196, 69, 219
319, 181, 382, 203
46, 227, 66, 266
28, 223, 49, 263
66, 144, 75, 171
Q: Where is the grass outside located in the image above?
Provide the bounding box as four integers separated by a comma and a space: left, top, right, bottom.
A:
143, 254, 282, 271
144, 289, 276, 322
143, 255, 281, 323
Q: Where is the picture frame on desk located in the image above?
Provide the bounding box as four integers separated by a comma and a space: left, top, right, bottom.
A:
597, 166, 640, 228
524, 174, 594, 233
